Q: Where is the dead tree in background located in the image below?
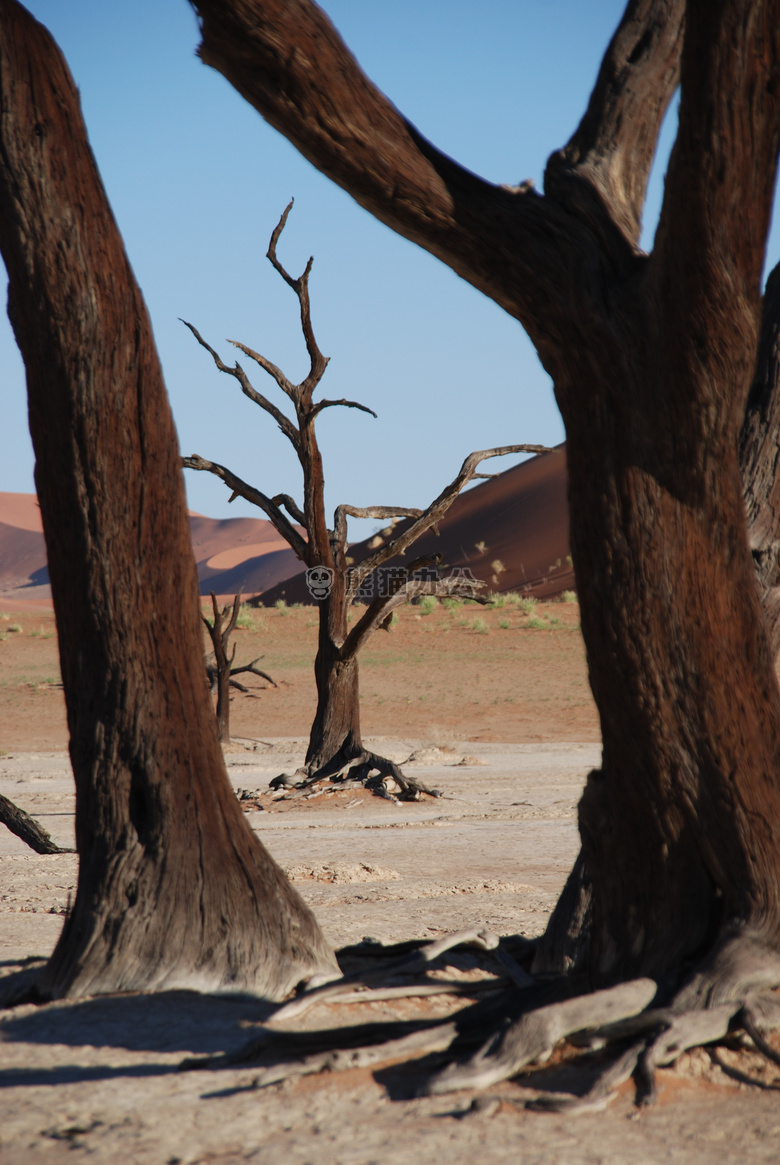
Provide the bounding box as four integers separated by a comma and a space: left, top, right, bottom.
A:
184, 203, 553, 791
184, 0, 780, 1099
202, 591, 276, 743
0, 0, 336, 1002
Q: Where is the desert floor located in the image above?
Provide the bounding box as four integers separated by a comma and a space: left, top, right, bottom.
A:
2, 600, 780, 1164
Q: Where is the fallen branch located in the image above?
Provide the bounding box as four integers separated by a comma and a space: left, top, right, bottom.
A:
0, 792, 71, 854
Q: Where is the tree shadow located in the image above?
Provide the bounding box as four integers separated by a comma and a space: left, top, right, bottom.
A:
0, 987, 275, 1077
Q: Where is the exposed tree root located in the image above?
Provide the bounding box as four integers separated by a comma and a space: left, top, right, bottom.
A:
174, 926, 780, 1114
273, 747, 443, 802
423, 978, 658, 1094
270, 929, 501, 1022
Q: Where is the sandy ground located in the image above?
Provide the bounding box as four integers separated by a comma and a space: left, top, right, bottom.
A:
3, 609, 780, 1162
3, 742, 780, 1163
0, 600, 598, 753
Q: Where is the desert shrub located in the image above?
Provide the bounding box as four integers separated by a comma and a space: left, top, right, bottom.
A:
274, 599, 288, 615
441, 597, 463, 612
499, 618, 510, 629
419, 595, 438, 616
558, 589, 577, 603
471, 616, 489, 634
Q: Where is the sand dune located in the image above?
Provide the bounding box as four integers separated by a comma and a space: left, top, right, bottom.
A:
0, 497, 301, 607
0, 449, 572, 609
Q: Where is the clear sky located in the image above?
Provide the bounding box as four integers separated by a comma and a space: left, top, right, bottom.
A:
2, 2, 779, 539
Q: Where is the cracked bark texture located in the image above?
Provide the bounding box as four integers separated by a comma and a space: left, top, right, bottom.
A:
191, 0, 780, 984
0, 0, 337, 1000
741, 261, 780, 661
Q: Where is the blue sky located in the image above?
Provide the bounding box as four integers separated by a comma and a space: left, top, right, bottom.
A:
2, 2, 778, 538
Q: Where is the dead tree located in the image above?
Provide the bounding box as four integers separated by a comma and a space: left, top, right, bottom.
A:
183, 204, 553, 790
182, 0, 780, 1101
0, 0, 337, 1001
202, 591, 276, 743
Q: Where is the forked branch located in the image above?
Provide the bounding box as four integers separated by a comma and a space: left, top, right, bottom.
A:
545, 0, 684, 245
267, 200, 329, 399
180, 319, 299, 446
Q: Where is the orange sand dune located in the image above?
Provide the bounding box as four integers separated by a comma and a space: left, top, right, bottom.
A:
0, 494, 301, 604
261, 445, 573, 606
0, 493, 43, 533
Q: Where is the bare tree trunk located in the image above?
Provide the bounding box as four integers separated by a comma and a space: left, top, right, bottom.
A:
741, 261, 780, 661
191, 0, 780, 995
305, 576, 361, 771
203, 592, 239, 744
0, 0, 336, 1000
306, 636, 361, 772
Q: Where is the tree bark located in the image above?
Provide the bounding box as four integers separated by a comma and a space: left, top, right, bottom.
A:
306, 584, 362, 773
741, 261, 780, 661
191, 0, 780, 987
0, 0, 336, 1000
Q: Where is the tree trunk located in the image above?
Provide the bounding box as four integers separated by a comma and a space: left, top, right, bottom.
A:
741, 261, 780, 661
0, 0, 337, 1000
560, 336, 780, 983
204, 593, 240, 745
305, 584, 362, 773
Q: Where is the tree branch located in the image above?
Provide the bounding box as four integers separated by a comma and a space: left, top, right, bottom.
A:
310, 397, 378, 421
271, 493, 306, 526
230, 656, 277, 687
267, 200, 329, 399
545, 0, 685, 246
332, 504, 423, 552
652, 0, 780, 406
348, 445, 558, 590
189, 0, 572, 333
0, 792, 70, 855
183, 454, 311, 563
340, 555, 485, 661
180, 319, 300, 448
226, 339, 298, 404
